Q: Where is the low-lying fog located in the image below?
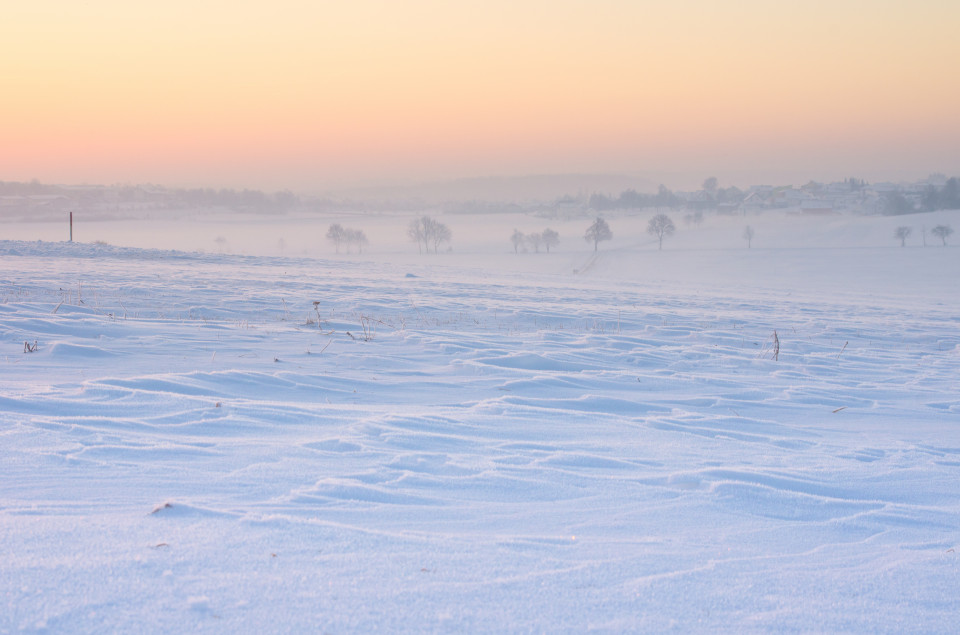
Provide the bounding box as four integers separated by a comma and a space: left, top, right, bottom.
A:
4, 207, 956, 302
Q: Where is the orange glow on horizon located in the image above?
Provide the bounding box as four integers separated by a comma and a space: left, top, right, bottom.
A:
2, 1, 958, 190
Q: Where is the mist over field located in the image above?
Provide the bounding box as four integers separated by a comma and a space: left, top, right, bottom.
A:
2, 184, 959, 631
4, 0, 960, 631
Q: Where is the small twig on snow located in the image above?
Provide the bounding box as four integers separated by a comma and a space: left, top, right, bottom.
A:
837, 341, 848, 359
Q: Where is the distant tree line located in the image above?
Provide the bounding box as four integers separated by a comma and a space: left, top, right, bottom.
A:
174, 187, 300, 213
0, 180, 302, 213
585, 179, 746, 213
920, 178, 960, 212
588, 186, 681, 211
883, 177, 960, 215
0, 179, 59, 195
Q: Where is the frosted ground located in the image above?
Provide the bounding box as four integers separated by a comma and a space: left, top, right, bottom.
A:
2, 209, 959, 633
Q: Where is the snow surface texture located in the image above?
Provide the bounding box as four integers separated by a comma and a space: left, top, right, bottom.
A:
2, 216, 959, 632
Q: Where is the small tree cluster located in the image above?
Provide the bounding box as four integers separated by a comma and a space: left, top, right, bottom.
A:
408, 215, 452, 254
511, 228, 560, 253
326, 224, 369, 254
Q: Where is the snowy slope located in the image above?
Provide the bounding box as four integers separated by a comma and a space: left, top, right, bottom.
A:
1, 222, 959, 632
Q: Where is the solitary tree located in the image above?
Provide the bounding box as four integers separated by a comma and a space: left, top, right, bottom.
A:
584, 217, 612, 251
647, 214, 676, 250
541, 228, 560, 253
894, 225, 912, 247
510, 229, 524, 253
326, 223, 346, 253
931, 224, 954, 246
743, 225, 755, 248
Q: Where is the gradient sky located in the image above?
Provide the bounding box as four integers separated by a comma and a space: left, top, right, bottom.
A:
2, 1, 958, 192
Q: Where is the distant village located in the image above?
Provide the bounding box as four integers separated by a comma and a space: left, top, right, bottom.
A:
1, 174, 957, 222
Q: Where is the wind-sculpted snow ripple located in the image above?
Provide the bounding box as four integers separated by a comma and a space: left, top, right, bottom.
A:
2, 242, 960, 632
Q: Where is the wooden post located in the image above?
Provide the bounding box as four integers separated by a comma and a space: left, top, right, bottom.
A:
69, 212, 73, 242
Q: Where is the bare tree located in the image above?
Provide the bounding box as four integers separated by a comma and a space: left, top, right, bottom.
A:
346, 228, 368, 254
647, 214, 676, 250
526, 231, 543, 253
408, 217, 429, 254
894, 225, 912, 247
542, 228, 559, 253
430, 221, 452, 253
326, 224, 346, 253
931, 224, 954, 246
584, 217, 612, 252
743, 225, 754, 248
409, 216, 452, 254
510, 229, 524, 253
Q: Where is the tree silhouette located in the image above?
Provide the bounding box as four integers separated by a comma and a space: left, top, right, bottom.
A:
408, 216, 430, 254
655, 184, 680, 210
894, 226, 912, 247
326, 224, 346, 253
702, 177, 719, 199
884, 193, 912, 215
346, 228, 368, 254
542, 228, 559, 253
931, 224, 953, 246
409, 216, 452, 254
430, 221, 452, 253
510, 229, 524, 253
647, 214, 676, 250
584, 217, 612, 252
743, 225, 754, 248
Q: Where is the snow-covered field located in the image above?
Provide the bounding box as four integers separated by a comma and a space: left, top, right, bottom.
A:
2, 210, 959, 633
